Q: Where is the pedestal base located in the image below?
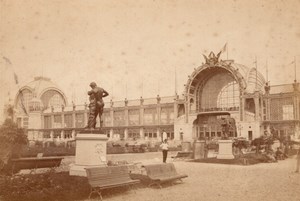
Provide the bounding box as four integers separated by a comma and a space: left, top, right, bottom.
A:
69, 164, 107, 177
69, 133, 108, 176
217, 140, 234, 159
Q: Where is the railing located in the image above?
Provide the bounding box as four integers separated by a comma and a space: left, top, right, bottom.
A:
190, 107, 240, 113
43, 95, 176, 113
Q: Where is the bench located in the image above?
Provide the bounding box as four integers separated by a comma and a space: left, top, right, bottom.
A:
85, 166, 140, 200
142, 163, 188, 188
171, 151, 193, 160
10, 156, 64, 174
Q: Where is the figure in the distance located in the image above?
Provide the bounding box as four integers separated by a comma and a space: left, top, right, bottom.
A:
85, 82, 109, 129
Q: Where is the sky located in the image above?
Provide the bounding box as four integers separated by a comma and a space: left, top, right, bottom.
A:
1, 0, 300, 117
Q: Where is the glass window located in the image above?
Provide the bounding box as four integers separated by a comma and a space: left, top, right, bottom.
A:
282, 105, 294, 120
144, 108, 157, 125
44, 116, 51, 129
54, 115, 62, 128
129, 109, 140, 125
64, 114, 73, 128
41, 90, 65, 109
23, 117, 29, 129
75, 113, 84, 128
113, 110, 125, 126
102, 112, 111, 127
199, 73, 239, 111
270, 98, 293, 121
128, 128, 140, 139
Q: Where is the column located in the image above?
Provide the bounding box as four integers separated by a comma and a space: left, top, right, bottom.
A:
84, 103, 88, 127
109, 129, 113, 139
72, 112, 76, 128
185, 95, 189, 123
139, 97, 144, 139
254, 91, 260, 121
125, 98, 129, 126
51, 110, 54, 129
41, 114, 44, 129
174, 99, 178, 119
124, 128, 128, 140
61, 108, 65, 128
157, 95, 161, 125
60, 130, 64, 139
140, 127, 144, 139
240, 96, 245, 121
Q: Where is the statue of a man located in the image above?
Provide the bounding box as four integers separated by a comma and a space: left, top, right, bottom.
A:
85, 82, 109, 129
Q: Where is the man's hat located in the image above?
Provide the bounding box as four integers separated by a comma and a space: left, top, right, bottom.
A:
90, 82, 96, 87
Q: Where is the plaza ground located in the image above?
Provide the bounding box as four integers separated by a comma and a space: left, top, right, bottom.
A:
58, 152, 300, 201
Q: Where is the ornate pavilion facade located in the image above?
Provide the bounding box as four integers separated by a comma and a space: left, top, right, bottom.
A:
7, 53, 300, 143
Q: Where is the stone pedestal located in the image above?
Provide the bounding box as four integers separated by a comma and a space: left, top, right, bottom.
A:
69, 133, 108, 176
194, 141, 206, 160
217, 140, 234, 159
182, 141, 192, 152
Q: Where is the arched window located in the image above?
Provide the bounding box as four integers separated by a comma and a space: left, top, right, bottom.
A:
200, 73, 239, 111
41, 90, 65, 109
217, 81, 240, 108
16, 89, 33, 114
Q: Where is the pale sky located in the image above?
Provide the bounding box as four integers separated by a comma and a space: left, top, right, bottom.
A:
1, 0, 300, 116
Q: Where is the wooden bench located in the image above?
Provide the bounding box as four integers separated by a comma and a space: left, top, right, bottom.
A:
142, 163, 188, 188
171, 151, 193, 160
10, 156, 64, 174
85, 166, 140, 200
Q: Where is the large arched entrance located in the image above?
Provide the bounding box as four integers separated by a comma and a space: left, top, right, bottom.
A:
195, 70, 240, 112
175, 52, 266, 141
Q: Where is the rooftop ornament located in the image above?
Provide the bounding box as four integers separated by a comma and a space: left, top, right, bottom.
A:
203, 51, 221, 67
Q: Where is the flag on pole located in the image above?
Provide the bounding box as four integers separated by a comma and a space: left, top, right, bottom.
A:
19, 93, 28, 115
220, 43, 227, 53
2, 56, 12, 65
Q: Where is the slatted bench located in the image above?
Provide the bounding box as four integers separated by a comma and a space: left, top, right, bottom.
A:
85, 166, 140, 200
171, 151, 193, 160
10, 156, 64, 174
142, 163, 188, 188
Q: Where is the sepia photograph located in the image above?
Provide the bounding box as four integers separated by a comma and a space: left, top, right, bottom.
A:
0, 0, 300, 201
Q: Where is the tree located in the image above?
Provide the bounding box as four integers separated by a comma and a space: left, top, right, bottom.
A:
0, 119, 27, 174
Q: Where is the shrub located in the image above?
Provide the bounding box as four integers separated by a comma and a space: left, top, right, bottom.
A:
0, 171, 90, 201
0, 119, 27, 175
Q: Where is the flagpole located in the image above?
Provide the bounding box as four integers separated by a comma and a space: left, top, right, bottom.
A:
141, 76, 144, 97
2, 56, 28, 115
157, 76, 160, 95
227, 43, 228, 60
125, 66, 128, 99
175, 66, 177, 96
266, 59, 268, 83
255, 56, 258, 90
295, 56, 297, 82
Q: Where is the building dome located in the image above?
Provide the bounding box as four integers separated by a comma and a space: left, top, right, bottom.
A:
14, 77, 67, 114
229, 63, 266, 93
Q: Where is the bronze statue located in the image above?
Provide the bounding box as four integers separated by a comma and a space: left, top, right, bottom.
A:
85, 82, 109, 129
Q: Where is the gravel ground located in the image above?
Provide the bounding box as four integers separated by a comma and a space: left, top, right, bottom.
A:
18, 152, 300, 201
58, 152, 300, 201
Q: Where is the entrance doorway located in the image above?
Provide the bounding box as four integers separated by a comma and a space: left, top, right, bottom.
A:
248, 131, 253, 140
193, 114, 237, 140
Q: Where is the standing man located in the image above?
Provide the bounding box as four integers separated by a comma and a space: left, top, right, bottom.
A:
86, 82, 109, 129
295, 147, 300, 173
160, 139, 169, 163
